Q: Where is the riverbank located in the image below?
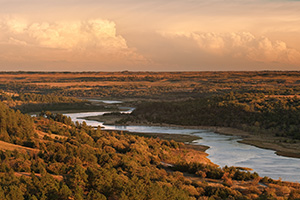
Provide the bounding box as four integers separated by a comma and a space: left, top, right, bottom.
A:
134, 123, 300, 159
194, 126, 300, 159
83, 114, 300, 159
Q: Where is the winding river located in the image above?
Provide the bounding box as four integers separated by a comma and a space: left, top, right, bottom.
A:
65, 101, 300, 183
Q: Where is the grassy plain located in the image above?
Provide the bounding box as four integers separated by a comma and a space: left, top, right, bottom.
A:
2, 71, 300, 99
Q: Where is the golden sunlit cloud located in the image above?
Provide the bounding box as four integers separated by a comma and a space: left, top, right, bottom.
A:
0, 17, 147, 69
0, 0, 300, 71
160, 31, 300, 66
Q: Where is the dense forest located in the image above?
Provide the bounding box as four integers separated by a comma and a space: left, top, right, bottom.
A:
0, 102, 35, 146
126, 92, 300, 139
0, 102, 300, 199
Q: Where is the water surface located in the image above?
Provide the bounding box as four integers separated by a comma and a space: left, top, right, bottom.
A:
86, 99, 123, 104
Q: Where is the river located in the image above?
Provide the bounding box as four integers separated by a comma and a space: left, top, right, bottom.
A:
65, 105, 300, 183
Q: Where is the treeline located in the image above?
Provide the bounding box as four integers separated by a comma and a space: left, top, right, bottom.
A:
15, 93, 82, 104
0, 91, 108, 113
14, 102, 105, 113
0, 90, 83, 104
128, 92, 300, 139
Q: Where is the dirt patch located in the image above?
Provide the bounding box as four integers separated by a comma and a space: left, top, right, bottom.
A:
14, 172, 63, 181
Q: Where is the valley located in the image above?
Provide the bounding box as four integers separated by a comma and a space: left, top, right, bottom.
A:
1, 71, 300, 199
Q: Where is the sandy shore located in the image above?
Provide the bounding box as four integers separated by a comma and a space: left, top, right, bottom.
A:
139, 123, 300, 159
130, 122, 300, 159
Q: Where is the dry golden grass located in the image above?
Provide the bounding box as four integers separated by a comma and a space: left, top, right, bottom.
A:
1, 71, 300, 84
266, 95, 300, 98
0, 140, 39, 153
14, 172, 63, 181
163, 146, 213, 166
35, 130, 67, 140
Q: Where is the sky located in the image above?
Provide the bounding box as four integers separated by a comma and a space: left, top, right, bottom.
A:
0, 0, 300, 71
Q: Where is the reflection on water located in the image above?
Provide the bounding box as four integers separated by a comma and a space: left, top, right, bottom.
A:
65, 111, 300, 183
86, 99, 123, 104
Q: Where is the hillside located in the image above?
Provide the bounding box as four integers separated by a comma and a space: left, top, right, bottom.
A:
0, 102, 299, 199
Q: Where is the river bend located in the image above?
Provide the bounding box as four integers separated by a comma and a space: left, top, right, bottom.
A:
65, 108, 300, 183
